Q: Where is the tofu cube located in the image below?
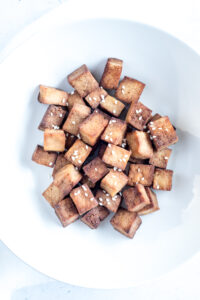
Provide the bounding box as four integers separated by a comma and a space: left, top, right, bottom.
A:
38, 85, 68, 106
110, 208, 142, 238
102, 144, 131, 170
126, 131, 153, 159
52, 153, 70, 178
38, 105, 66, 131
79, 109, 110, 146
149, 148, 172, 169
81, 205, 109, 229
100, 58, 123, 89
65, 139, 92, 167
70, 184, 98, 215
67, 64, 98, 97
100, 169, 128, 197
83, 157, 109, 183
62, 103, 91, 136
65, 133, 76, 148
81, 175, 96, 189
123, 184, 150, 212
67, 90, 86, 111
153, 168, 173, 191
43, 182, 65, 207
115, 76, 145, 103
126, 102, 152, 130
54, 197, 79, 227
85, 87, 108, 109
128, 164, 155, 186
44, 129, 66, 152
100, 95, 125, 117
32, 145, 57, 167
101, 118, 127, 146
96, 189, 121, 212
138, 188, 159, 215
148, 116, 178, 150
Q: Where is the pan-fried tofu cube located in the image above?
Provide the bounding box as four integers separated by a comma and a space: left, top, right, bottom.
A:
79, 109, 110, 146
67, 90, 86, 111
81, 175, 96, 189
43, 182, 65, 207
81, 205, 109, 229
32, 145, 57, 167
38, 85, 68, 106
110, 208, 142, 238
100, 169, 128, 197
115, 76, 145, 103
101, 118, 127, 146
65, 139, 92, 167
67, 64, 98, 97
138, 188, 159, 215
123, 184, 150, 212
70, 184, 98, 215
100, 95, 125, 117
128, 164, 154, 186
126, 102, 152, 130
126, 131, 153, 159
102, 144, 131, 170
54, 197, 79, 227
38, 105, 66, 131
52, 153, 70, 178
100, 58, 123, 89
83, 157, 109, 183
44, 129, 66, 152
96, 189, 121, 212
85, 87, 108, 109
153, 168, 173, 191
62, 103, 91, 136
149, 148, 172, 169
65, 133, 76, 148
148, 116, 178, 150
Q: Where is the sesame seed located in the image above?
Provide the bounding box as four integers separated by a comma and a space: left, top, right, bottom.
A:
119, 192, 122, 196
50, 112, 53, 116
147, 130, 150, 134
99, 202, 103, 206
115, 100, 118, 104
72, 121, 76, 125
52, 125, 59, 130
122, 143, 126, 148
74, 192, 78, 196
144, 125, 147, 129
62, 98, 66, 103
88, 97, 92, 101
165, 128, 169, 132
95, 110, 98, 113
122, 85, 125, 89
152, 135, 157, 139
85, 193, 88, 197
138, 168, 141, 172
164, 156, 168, 160
78, 160, 82, 164
121, 90, 125, 94
106, 193, 109, 196
119, 159, 122, 161
136, 109, 139, 114
95, 168, 98, 171
105, 135, 109, 140
150, 136, 153, 140
112, 150, 115, 155
113, 167, 117, 171
110, 138, 113, 142
77, 190, 80, 194
118, 168, 122, 172
141, 177, 144, 181
93, 97, 97, 100
112, 120, 116, 123
85, 145, 88, 150
157, 185, 160, 189
75, 167, 79, 171
72, 156, 75, 161
66, 133, 69, 137
103, 190, 106, 194
100, 86, 103, 89
99, 197, 103, 201
59, 113, 63, 118
124, 154, 128, 158
113, 110, 116, 114
101, 99, 105, 103
138, 109, 142, 113
152, 127, 156, 130
100, 94, 105, 100
82, 185, 87, 191
90, 197, 94, 201
77, 133, 81, 139
66, 102, 69, 106
114, 182, 117, 185
139, 116, 142, 121
108, 144, 111, 148
158, 127, 162, 130
49, 162, 53, 166
123, 158, 126, 162
71, 91, 74, 95
150, 122, 153, 125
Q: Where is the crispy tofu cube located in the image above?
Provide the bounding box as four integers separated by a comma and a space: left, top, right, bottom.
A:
52, 153, 70, 178
128, 164, 155, 186
148, 116, 178, 150
54, 197, 79, 227
85, 87, 108, 109
126, 131, 153, 159
110, 208, 142, 238
83, 157, 109, 183
100, 95, 125, 117
138, 188, 159, 215
96, 189, 121, 212
44, 129, 66, 152
38, 85, 68, 106
81, 205, 109, 229
38, 105, 66, 131
126, 102, 152, 130
67, 64, 98, 97
149, 148, 172, 169
79, 109, 110, 146
70, 184, 98, 215
67, 90, 86, 111
153, 168, 173, 191
102, 144, 131, 170
100, 58, 123, 89
65, 133, 76, 148
115, 76, 145, 103
101, 118, 127, 146
43, 182, 65, 207
62, 103, 91, 136
65, 139, 92, 168
100, 169, 128, 197
123, 184, 150, 212
81, 175, 96, 189
32, 145, 57, 167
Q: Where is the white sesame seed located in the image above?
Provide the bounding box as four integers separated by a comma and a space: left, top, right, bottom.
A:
115, 100, 118, 104
72, 156, 75, 161
109, 132, 112, 135
138, 109, 142, 113
113, 167, 117, 171
71, 91, 74, 95
85, 145, 88, 150
100, 86, 103, 89
74, 192, 78, 196
75, 167, 79, 171
118, 168, 122, 172
114, 182, 117, 185
112, 119, 116, 123
123, 158, 126, 162
103, 190, 106, 194
165, 128, 169, 132
95, 168, 98, 171
52, 125, 59, 130
138, 168, 141, 172
93, 97, 97, 101
72, 121, 76, 125
157, 185, 160, 189
121, 90, 125, 94
110, 138, 113, 142
139, 116, 142, 121
152, 127, 156, 130
150, 122, 153, 125
90, 197, 94, 201
122, 85, 125, 89
99, 202, 103, 206
59, 113, 63, 118
77, 133, 81, 139
164, 156, 168, 160
113, 110, 116, 114
49, 162, 53, 166
152, 135, 157, 139
88, 97, 92, 101
82, 185, 87, 191
66, 102, 69, 107
66, 133, 69, 137
119, 159, 122, 161
78, 160, 82, 164
158, 127, 162, 130
141, 177, 144, 181
50, 112, 53, 116
85, 193, 88, 197
99, 197, 103, 202
144, 125, 147, 129
112, 150, 115, 155
77, 190, 80, 195
119, 192, 122, 196
122, 143, 126, 148
147, 130, 150, 134
136, 109, 139, 114
95, 110, 98, 113
101, 99, 105, 103
124, 154, 128, 158
105, 135, 109, 140
150, 136, 153, 140
108, 144, 111, 148
62, 98, 66, 103
100, 94, 105, 100
106, 193, 109, 196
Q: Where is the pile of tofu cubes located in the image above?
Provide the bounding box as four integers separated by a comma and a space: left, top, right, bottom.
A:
32, 58, 178, 238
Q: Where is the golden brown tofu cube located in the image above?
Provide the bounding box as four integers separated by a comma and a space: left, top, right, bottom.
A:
153, 168, 173, 191
38, 105, 66, 131
126, 102, 152, 130
44, 129, 66, 152
128, 164, 155, 186
65, 139, 92, 167
81, 205, 109, 229
126, 131, 153, 159
38, 85, 68, 106
138, 188, 159, 215
96, 189, 121, 213
52, 153, 70, 178
54, 197, 79, 227
85, 87, 108, 109
81, 175, 96, 189
101, 118, 127, 146
67, 90, 86, 111
149, 148, 172, 169
43, 182, 65, 207
62, 103, 91, 136
65, 133, 76, 148
70, 184, 98, 215
79, 109, 110, 146
123, 184, 150, 212
32, 145, 57, 167
100, 58, 123, 90
115, 76, 145, 103
148, 116, 178, 150
110, 208, 142, 238
67, 64, 98, 97
100, 95, 125, 117
83, 157, 109, 184
102, 144, 131, 171
100, 169, 128, 197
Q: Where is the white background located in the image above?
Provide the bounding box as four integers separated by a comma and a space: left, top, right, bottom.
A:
0, 0, 200, 299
